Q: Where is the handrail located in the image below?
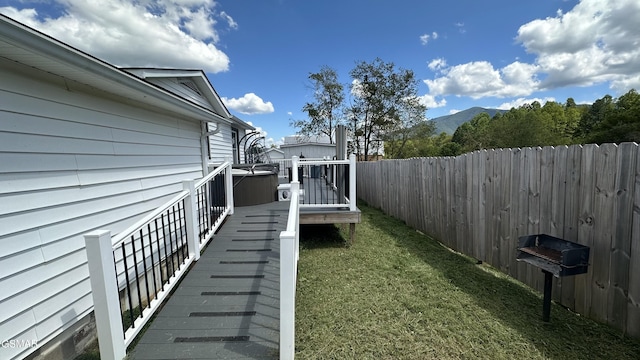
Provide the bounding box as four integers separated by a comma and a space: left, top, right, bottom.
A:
195, 160, 231, 188
111, 190, 189, 248
296, 159, 350, 165
111, 161, 231, 248
280, 181, 300, 360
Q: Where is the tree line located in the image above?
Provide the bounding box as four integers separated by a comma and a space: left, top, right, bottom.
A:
292, 60, 640, 159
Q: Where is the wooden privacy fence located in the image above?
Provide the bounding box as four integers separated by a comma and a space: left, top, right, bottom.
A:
357, 143, 640, 339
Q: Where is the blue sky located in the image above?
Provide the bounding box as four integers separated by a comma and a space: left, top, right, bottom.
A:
2, 0, 639, 145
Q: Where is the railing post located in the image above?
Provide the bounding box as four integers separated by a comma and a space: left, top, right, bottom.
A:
225, 156, 234, 215
183, 180, 200, 261
349, 153, 357, 211
291, 181, 301, 262
291, 156, 299, 183
84, 230, 126, 360
279, 230, 296, 360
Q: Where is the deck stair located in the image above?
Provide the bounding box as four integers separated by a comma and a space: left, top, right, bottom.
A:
129, 201, 289, 360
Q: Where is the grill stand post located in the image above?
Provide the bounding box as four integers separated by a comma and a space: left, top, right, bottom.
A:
542, 270, 553, 322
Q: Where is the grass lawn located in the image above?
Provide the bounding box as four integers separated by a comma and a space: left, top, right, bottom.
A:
295, 202, 640, 359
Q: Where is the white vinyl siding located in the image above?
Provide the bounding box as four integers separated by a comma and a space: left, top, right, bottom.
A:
144, 77, 214, 111
208, 122, 234, 164
281, 144, 337, 159
0, 59, 204, 360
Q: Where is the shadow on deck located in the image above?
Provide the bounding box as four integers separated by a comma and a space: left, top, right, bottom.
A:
129, 201, 289, 360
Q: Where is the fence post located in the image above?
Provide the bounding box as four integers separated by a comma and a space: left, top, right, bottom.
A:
349, 153, 357, 212
291, 156, 299, 183
225, 156, 234, 215
84, 230, 126, 360
183, 180, 200, 260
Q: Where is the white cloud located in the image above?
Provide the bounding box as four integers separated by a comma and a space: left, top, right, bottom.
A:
449, 109, 461, 115
496, 97, 556, 110
424, 61, 539, 99
428, 58, 447, 71
419, 32, 438, 45
418, 94, 446, 108
220, 11, 237, 29
287, 111, 293, 116
0, 0, 237, 73
455, 22, 466, 34
222, 93, 275, 115
422, 0, 640, 100
516, 0, 640, 90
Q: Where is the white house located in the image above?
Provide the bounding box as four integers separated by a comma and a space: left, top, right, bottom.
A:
0, 15, 242, 360
280, 135, 337, 159
264, 147, 285, 161
122, 69, 255, 165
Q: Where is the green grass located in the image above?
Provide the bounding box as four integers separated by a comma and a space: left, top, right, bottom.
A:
295, 202, 640, 359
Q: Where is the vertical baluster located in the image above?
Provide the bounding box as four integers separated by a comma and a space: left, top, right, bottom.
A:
177, 201, 188, 263
160, 213, 173, 284
154, 218, 165, 291
122, 243, 135, 330
167, 209, 177, 276
212, 177, 218, 222
220, 172, 226, 215
171, 202, 184, 264
200, 183, 207, 236
139, 228, 152, 309
195, 187, 202, 238
148, 223, 159, 298
163, 210, 175, 279
130, 235, 144, 319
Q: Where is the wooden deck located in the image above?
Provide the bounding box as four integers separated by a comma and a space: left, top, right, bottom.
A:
129, 201, 289, 360
297, 177, 361, 242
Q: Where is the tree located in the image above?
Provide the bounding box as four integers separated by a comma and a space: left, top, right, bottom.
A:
384, 121, 436, 158
575, 94, 614, 141
451, 112, 491, 152
587, 89, 640, 143
291, 66, 344, 143
348, 58, 426, 159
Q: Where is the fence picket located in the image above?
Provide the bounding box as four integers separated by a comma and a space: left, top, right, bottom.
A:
591, 143, 618, 322
608, 143, 636, 330
628, 143, 640, 338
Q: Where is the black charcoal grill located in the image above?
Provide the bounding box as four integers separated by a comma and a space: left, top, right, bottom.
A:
516, 234, 590, 322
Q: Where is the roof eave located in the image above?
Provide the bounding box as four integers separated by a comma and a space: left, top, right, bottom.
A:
0, 15, 225, 124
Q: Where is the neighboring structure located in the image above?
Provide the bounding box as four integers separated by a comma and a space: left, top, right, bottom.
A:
280, 135, 336, 159
0, 15, 240, 360
264, 147, 285, 161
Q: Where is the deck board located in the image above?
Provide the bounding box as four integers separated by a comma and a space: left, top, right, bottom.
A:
129, 201, 288, 360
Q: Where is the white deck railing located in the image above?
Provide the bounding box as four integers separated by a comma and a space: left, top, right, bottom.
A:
84, 158, 234, 360
290, 154, 357, 211
279, 180, 300, 360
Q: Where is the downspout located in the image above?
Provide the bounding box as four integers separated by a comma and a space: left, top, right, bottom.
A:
201, 121, 221, 176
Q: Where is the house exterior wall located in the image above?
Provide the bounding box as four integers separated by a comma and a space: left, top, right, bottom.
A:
0, 58, 204, 360
208, 122, 234, 164
265, 149, 285, 160
281, 144, 336, 159
144, 78, 213, 111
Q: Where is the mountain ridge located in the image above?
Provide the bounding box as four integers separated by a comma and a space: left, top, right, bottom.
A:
430, 107, 507, 134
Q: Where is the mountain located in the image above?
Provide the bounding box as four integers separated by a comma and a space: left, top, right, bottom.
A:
430, 107, 507, 135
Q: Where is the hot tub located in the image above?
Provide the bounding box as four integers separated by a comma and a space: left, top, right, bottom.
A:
232, 165, 279, 206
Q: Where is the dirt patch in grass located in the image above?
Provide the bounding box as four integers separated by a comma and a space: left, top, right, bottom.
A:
294, 202, 640, 359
